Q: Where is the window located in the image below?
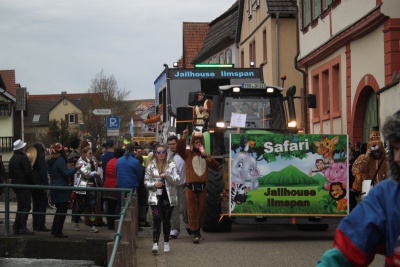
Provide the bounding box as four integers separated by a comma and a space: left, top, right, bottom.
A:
33, 115, 40, 123
248, 0, 252, 18
0, 102, 11, 116
63, 99, 68, 106
323, 0, 332, 9
301, 0, 335, 29
263, 29, 267, 63
311, 56, 341, 123
249, 39, 256, 67
313, 0, 321, 19
304, 0, 312, 27
226, 49, 232, 64
219, 53, 225, 64
67, 114, 78, 124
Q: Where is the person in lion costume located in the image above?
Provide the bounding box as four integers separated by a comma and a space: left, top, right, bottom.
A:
351, 131, 388, 201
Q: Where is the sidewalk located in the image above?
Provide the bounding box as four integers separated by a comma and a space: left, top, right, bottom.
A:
0, 200, 165, 266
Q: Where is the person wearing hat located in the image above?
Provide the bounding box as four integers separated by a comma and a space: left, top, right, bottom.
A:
100, 139, 115, 183
29, 142, 51, 232
68, 136, 81, 164
193, 91, 213, 126
177, 129, 219, 243
9, 139, 35, 235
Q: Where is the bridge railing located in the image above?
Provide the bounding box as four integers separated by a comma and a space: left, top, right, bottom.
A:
0, 183, 138, 267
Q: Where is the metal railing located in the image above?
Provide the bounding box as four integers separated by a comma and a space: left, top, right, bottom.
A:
0, 183, 135, 267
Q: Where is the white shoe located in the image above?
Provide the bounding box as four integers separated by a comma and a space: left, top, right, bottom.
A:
74, 223, 79, 231
90, 226, 99, 233
163, 242, 170, 253
169, 228, 180, 239
152, 243, 158, 254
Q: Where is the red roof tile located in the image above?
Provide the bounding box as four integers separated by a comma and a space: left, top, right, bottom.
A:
0, 70, 18, 97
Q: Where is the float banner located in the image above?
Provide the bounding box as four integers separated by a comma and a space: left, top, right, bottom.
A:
229, 133, 348, 217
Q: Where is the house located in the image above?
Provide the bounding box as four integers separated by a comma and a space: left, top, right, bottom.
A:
238, 0, 304, 130
0, 73, 16, 162
191, 0, 305, 131
24, 92, 102, 146
191, 1, 239, 65
0, 70, 27, 163
296, 0, 400, 144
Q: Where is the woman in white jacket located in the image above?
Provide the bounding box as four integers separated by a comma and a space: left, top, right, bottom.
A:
73, 146, 102, 233
145, 144, 180, 254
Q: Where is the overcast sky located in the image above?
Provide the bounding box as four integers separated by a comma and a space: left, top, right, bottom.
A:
0, 0, 235, 100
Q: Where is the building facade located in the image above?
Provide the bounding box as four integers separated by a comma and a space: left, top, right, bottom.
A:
297, 0, 400, 145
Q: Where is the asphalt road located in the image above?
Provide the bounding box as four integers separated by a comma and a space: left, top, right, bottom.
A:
137, 222, 386, 267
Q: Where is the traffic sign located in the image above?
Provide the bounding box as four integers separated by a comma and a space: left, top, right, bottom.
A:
106, 116, 120, 129
92, 109, 112, 115
242, 83, 266, 89
107, 129, 120, 136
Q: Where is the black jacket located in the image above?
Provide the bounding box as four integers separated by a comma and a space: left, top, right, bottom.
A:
9, 149, 34, 192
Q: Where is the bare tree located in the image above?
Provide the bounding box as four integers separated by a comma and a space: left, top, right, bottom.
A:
84, 69, 132, 147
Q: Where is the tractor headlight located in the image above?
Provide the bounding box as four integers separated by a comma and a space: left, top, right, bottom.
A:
216, 122, 226, 128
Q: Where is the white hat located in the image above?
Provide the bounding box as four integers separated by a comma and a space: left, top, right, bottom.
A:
13, 139, 27, 150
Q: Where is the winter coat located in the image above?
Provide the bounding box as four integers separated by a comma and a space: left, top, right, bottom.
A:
116, 153, 142, 190
32, 142, 48, 186
74, 156, 101, 195
48, 156, 79, 203
33, 156, 48, 186
103, 157, 119, 200
104, 157, 117, 189
144, 159, 180, 206
9, 150, 34, 193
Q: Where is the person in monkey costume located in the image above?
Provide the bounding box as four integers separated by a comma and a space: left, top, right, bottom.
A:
177, 129, 219, 243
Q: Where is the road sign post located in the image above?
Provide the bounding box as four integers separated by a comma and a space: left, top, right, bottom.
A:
106, 116, 120, 129
92, 109, 112, 115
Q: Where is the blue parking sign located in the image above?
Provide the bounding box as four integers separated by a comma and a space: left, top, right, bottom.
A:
106, 116, 120, 129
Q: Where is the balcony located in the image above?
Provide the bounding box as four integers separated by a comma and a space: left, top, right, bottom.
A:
0, 137, 13, 152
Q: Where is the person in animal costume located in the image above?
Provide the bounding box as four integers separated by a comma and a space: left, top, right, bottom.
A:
317, 110, 400, 266
176, 129, 219, 243
351, 131, 388, 201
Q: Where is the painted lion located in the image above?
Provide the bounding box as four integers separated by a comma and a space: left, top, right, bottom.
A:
329, 182, 347, 211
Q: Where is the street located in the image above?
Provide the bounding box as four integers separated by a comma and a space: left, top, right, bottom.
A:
139, 222, 386, 267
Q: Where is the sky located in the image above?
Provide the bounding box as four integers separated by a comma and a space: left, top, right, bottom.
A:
0, 0, 236, 100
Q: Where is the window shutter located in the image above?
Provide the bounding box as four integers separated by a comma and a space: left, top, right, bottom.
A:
324, 0, 332, 9
299, 0, 303, 29
75, 114, 78, 124
65, 114, 68, 123
305, 0, 311, 26
314, 0, 321, 19
248, 0, 252, 18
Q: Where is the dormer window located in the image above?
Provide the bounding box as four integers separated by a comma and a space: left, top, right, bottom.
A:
63, 99, 68, 105
33, 115, 40, 123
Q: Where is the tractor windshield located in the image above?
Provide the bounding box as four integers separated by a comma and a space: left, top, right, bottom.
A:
223, 97, 286, 130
